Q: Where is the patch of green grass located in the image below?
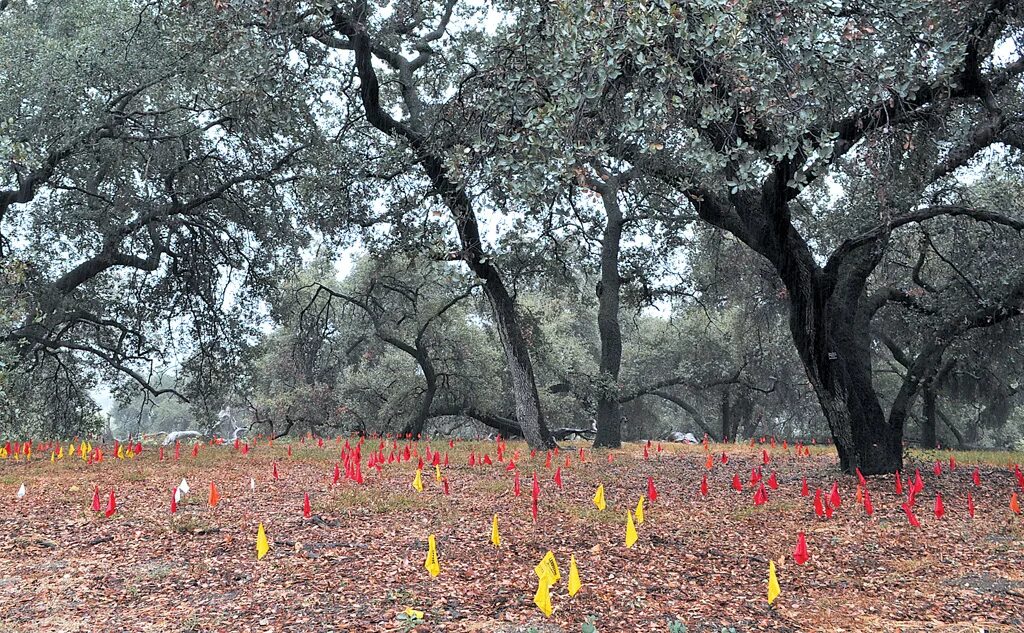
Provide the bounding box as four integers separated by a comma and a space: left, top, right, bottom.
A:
910, 448, 1022, 468
123, 469, 148, 482
567, 504, 621, 525
474, 478, 510, 495
325, 486, 431, 515
170, 516, 215, 534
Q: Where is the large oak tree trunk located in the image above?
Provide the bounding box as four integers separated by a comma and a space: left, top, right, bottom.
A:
401, 343, 437, 439
921, 387, 938, 449
784, 261, 903, 475
480, 273, 556, 448
722, 173, 903, 474
594, 184, 624, 448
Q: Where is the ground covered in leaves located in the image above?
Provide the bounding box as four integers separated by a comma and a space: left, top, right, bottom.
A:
1, 439, 1023, 632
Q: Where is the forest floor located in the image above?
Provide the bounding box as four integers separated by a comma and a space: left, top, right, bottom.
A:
1, 439, 1023, 633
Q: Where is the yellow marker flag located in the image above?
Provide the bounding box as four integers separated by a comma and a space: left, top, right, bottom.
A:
593, 484, 606, 511
625, 509, 638, 548
567, 554, 582, 597
636, 496, 645, 525
424, 534, 440, 577
256, 523, 270, 560
50, 451, 55, 463
533, 576, 553, 617
412, 469, 423, 492
767, 560, 781, 605
116, 444, 123, 459
490, 514, 501, 548
57, 447, 64, 459
534, 551, 560, 587
434, 465, 442, 483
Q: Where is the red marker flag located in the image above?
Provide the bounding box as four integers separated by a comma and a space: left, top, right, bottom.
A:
105, 490, 117, 518
700, 475, 709, 497
92, 486, 101, 512
753, 483, 768, 506
514, 472, 521, 497
800, 478, 809, 497
967, 491, 975, 518
814, 489, 825, 518
272, 462, 279, 480
934, 493, 945, 519
864, 489, 874, 517
902, 503, 921, 527
553, 468, 562, 489
972, 467, 981, 486
732, 474, 743, 492
855, 467, 866, 486
171, 489, 178, 514
647, 476, 658, 502
828, 482, 841, 508
767, 472, 779, 490
793, 532, 809, 565
933, 461, 942, 477
895, 470, 903, 495
303, 492, 312, 519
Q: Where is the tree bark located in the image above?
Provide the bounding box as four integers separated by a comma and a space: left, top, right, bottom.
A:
593, 178, 624, 448
401, 339, 437, 438
921, 387, 938, 449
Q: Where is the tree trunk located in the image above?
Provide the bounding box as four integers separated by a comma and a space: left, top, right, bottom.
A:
786, 274, 903, 475
593, 182, 624, 448
727, 173, 904, 475
347, 22, 555, 450
481, 276, 556, 448
401, 341, 437, 439
720, 390, 732, 441
921, 386, 938, 449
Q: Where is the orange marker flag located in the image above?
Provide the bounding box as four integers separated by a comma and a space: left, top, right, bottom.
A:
209, 482, 220, 507
1011, 493, 1021, 515
705, 454, 713, 470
